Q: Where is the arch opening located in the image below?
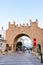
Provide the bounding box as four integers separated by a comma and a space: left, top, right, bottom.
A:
13, 34, 32, 52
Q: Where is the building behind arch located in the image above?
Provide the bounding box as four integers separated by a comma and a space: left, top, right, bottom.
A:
0, 27, 6, 53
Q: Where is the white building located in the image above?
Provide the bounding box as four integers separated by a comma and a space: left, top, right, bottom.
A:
0, 27, 6, 52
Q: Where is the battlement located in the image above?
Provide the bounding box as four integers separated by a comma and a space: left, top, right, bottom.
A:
30, 19, 38, 27
8, 19, 38, 29
8, 22, 29, 28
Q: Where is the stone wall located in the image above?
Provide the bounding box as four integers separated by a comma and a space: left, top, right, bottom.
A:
6, 19, 43, 53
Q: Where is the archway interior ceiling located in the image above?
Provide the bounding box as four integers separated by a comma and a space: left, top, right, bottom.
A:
14, 34, 31, 43
13, 34, 32, 46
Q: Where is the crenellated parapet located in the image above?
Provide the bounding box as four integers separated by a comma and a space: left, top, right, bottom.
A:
30, 19, 38, 27
8, 19, 39, 30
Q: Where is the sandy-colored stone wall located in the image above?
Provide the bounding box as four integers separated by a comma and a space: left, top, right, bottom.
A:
6, 19, 43, 53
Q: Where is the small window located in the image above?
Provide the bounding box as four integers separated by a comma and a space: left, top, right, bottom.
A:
0, 34, 1, 37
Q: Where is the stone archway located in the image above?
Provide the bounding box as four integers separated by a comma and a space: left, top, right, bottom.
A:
6, 20, 43, 53
13, 34, 32, 51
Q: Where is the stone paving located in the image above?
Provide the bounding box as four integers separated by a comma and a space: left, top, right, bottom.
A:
0, 51, 43, 65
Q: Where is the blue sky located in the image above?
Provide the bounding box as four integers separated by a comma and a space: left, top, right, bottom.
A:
0, 0, 43, 30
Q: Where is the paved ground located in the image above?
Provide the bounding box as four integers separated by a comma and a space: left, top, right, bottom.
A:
0, 51, 43, 65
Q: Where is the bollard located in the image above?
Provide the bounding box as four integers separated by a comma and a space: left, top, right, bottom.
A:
41, 53, 43, 63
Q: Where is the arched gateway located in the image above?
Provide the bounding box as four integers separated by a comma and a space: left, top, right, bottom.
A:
6, 19, 43, 53
13, 34, 31, 51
